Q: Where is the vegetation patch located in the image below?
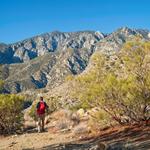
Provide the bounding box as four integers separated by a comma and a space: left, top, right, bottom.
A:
0, 94, 24, 134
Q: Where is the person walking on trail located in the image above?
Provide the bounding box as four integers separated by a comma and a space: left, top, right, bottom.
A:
36, 96, 49, 133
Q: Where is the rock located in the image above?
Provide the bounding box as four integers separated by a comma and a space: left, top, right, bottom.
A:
77, 108, 85, 117
148, 33, 150, 38
11, 134, 18, 138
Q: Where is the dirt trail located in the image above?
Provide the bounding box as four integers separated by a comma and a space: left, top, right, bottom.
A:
0, 131, 76, 150
0, 125, 150, 150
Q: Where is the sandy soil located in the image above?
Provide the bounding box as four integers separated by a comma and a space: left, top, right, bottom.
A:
0, 125, 150, 150
0, 131, 76, 150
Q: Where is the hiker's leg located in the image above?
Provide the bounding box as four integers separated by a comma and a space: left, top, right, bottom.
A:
37, 116, 41, 132
41, 114, 45, 131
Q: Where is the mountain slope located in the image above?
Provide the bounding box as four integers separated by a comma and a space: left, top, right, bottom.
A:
0, 31, 104, 93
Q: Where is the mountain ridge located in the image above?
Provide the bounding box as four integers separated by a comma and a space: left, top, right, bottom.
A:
0, 27, 150, 94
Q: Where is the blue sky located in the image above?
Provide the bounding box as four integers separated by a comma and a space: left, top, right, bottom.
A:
0, 0, 150, 43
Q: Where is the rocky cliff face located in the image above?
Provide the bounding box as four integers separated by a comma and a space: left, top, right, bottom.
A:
0, 31, 104, 64
0, 27, 149, 93
0, 31, 104, 93
95, 27, 150, 54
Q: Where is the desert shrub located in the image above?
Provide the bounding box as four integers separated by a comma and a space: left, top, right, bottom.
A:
50, 109, 80, 131
72, 41, 150, 126
29, 103, 38, 121
56, 119, 71, 130
88, 109, 113, 128
0, 94, 24, 134
47, 96, 62, 112
51, 109, 72, 119
73, 123, 89, 135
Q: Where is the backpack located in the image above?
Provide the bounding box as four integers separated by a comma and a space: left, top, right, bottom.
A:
37, 101, 46, 115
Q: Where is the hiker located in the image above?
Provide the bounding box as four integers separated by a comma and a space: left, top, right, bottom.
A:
36, 96, 49, 132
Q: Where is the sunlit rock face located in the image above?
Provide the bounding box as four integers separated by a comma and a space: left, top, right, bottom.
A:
148, 33, 150, 38
3, 31, 104, 64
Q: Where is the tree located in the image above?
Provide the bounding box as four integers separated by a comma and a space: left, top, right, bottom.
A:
72, 41, 150, 125
118, 41, 150, 123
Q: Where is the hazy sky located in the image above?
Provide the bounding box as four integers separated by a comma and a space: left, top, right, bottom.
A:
0, 0, 150, 43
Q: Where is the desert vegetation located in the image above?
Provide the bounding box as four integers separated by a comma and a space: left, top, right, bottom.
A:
0, 94, 24, 134
71, 40, 150, 126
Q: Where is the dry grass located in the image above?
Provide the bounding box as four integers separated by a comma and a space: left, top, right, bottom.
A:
73, 123, 90, 135
56, 119, 71, 130
51, 109, 72, 120
49, 109, 80, 131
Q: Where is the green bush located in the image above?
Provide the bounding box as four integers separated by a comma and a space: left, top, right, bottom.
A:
72, 41, 150, 126
88, 109, 113, 129
29, 103, 38, 121
0, 94, 24, 134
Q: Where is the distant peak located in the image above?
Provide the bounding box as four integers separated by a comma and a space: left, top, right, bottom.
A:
118, 27, 134, 32
113, 27, 138, 36
50, 30, 63, 34
95, 31, 105, 38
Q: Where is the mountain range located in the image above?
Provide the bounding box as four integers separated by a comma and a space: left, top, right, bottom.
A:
0, 27, 150, 94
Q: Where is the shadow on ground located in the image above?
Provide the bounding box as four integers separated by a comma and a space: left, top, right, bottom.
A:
21, 125, 150, 150
39, 125, 150, 150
